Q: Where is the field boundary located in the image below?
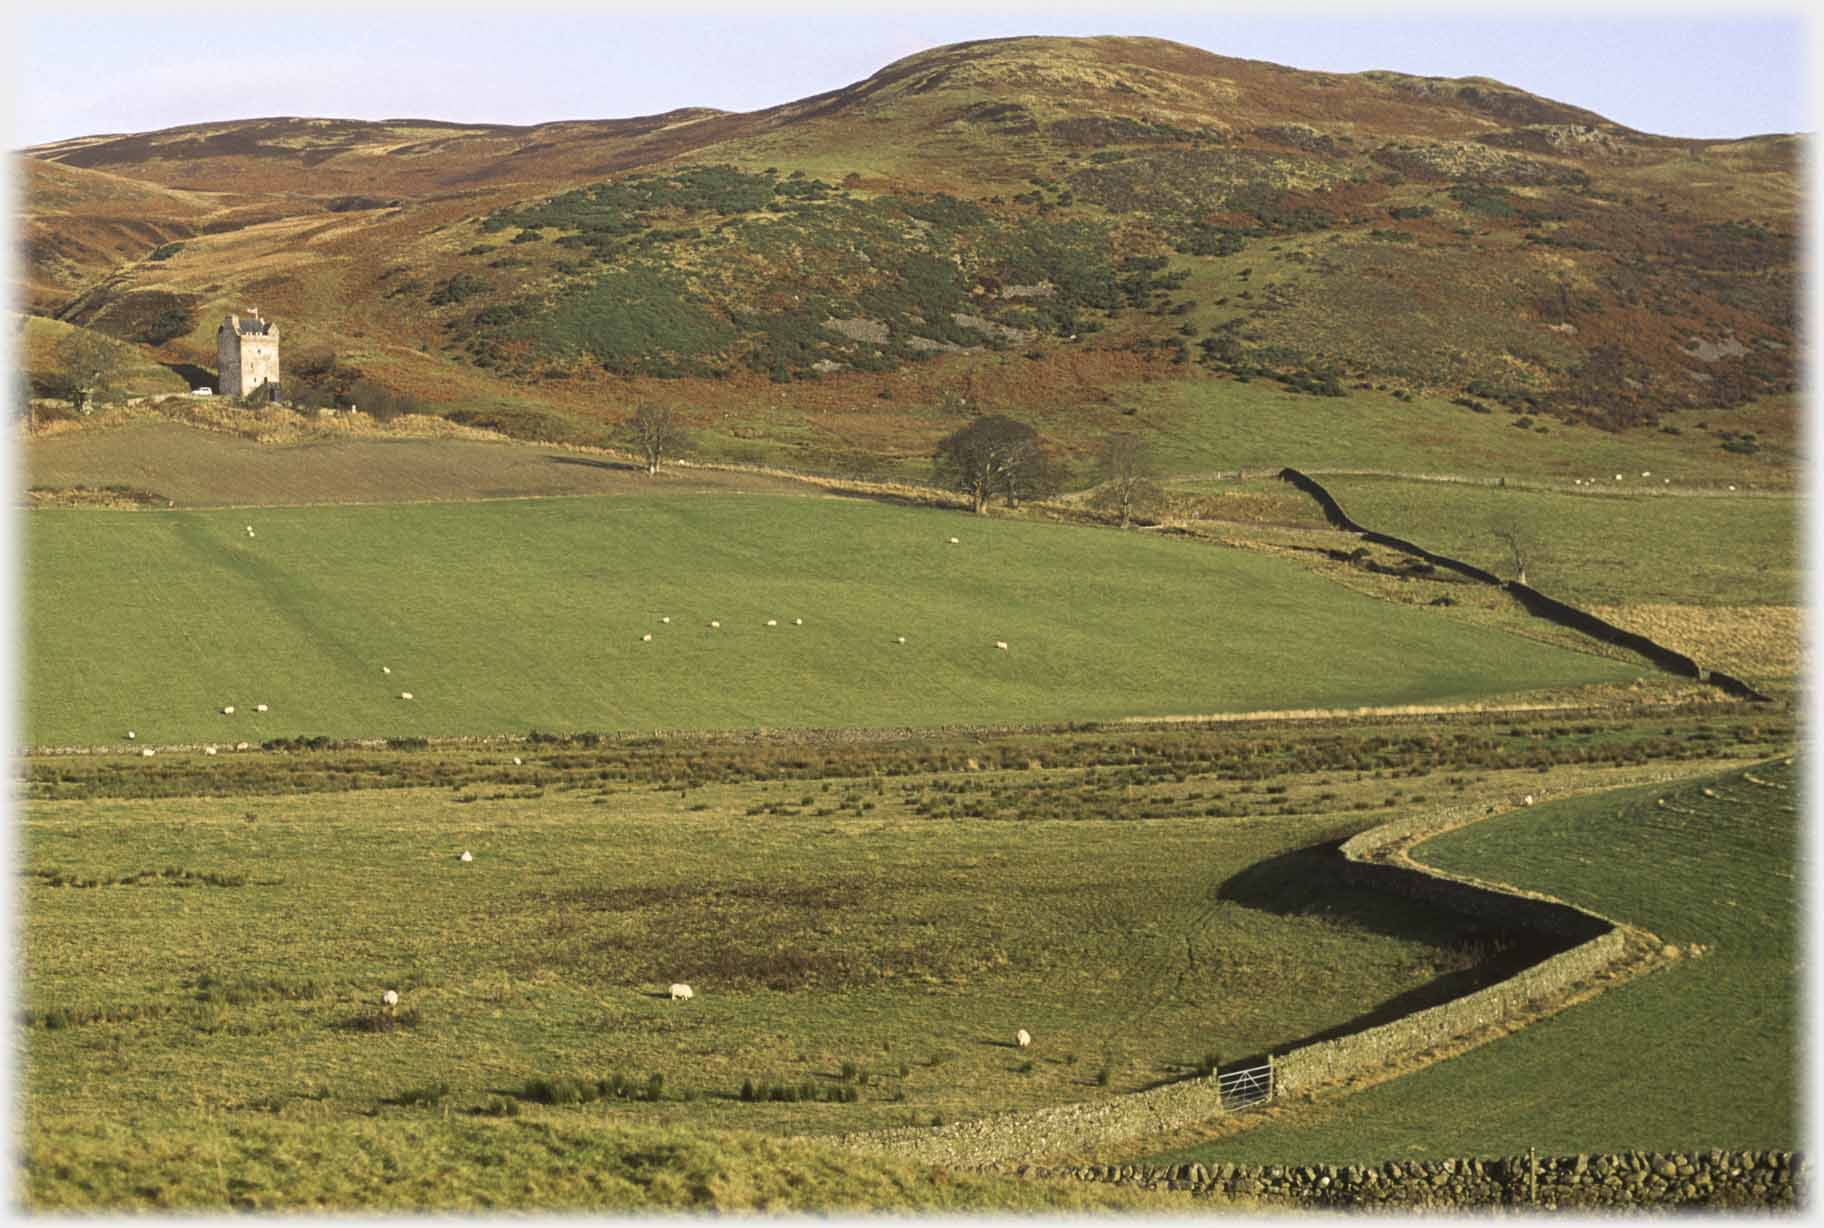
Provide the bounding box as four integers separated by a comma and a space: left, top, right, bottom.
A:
828, 771, 1709, 1168
1274, 467, 1773, 702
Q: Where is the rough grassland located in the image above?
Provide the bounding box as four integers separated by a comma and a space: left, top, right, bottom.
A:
20, 760, 1551, 1209
23, 493, 1639, 747
1139, 757, 1800, 1166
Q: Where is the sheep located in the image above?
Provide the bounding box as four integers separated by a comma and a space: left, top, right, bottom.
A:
382, 666, 391, 675
641, 633, 653, 642
793, 617, 802, 625
1614, 473, 1623, 481
1015, 1029, 1031, 1048
1641, 471, 1651, 477
709, 620, 720, 629
660, 617, 671, 624
1728, 485, 1736, 492
205, 745, 217, 756
140, 748, 155, 758
895, 635, 906, 644
221, 705, 235, 715
765, 619, 778, 627
126, 730, 136, 740
254, 703, 269, 713
1524, 794, 1535, 806
669, 983, 693, 1001
995, 641, 1009, 651
459, 850, 473, 863
400, 692, 414, 700
948, 536, 960, 544
513, 757, 522, 766
381, 989, 400, 1011
235, 741, 249, 751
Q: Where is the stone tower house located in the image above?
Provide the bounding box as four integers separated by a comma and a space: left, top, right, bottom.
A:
217, 310, 280, 399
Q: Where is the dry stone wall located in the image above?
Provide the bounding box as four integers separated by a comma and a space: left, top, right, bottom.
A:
1014, 1148, 1804, 1209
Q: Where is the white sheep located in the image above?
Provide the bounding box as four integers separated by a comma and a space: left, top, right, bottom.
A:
948, 536, 960, 544
793, 617, 803, 625
895, 635, 906, 644
669, 983, 693, 1001
1614, 473, 1623, 481
235, 741, 249, 751
221, 705, 235, 715
1728, 485, 1736, 492
513, 757, 522, 766
381, 989, 400, 1010
205, 745, 218, 755
1641, 471, 1650, 477
382, 666, 391, 674
126, 730, 136, 740
140, 748, 155, 758
995, 641, 1009, 651
641, 632, 652, 642
661, 617, 671, 624
709, 620, 720, 629
459, 850, 473, 863
1016, 1029, 1031, 1048
400, 692, 414, 700
765, 619, 777, 627
1524, 794, 1535, 806
255, 703, 269, 713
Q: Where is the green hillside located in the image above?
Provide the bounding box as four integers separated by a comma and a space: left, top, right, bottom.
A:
24, 493, 1640, 747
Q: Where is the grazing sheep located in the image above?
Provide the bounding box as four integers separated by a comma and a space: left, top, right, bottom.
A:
1524, 794, 1535, 806
254, 703, 269, 713
382, 666, 391, 674
205, 745, 217, 756
400, 692, 414, 700
793, 617, 802, 625
1728, 485, 1736, 491
709, 620, 720, 629
1016, 1029, 1031, 1048
669, 983, 693, 1001
642, 633, 653, 642
765, 619, 777, 627
995, 641, 1009, 651
512, 757, 522, 766
895, 635, 906, 644
126, 730, 136, 740
948, 536, 960, 544
235, 741, 249, 751
221, 705, 235, 715
661, 617, 671, 624
459, 850, 473, 863
1614, 473, 1623, 481
140, 748, 155, 758
381, 989, 400, 1010
1641, 471, 1650, 477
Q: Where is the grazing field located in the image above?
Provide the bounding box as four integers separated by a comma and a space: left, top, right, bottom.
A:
20, 709, 1788, 1210
1317, 475, 1800, 609
23, 492, 1643, 747
25, 419, 815, 508
1138, 756, 1800, 1167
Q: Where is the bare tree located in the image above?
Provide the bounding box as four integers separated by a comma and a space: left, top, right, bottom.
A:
621, 403, 689, 474
1490, 515, 1540, 586
933, 414, 1054, 513
1094, 431, 1163, 527
52, 327, 128, 413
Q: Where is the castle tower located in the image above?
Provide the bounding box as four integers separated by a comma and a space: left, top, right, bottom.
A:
217, 310, 280, 399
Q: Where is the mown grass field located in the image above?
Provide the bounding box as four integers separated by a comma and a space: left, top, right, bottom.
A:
21, 710, 1788, 1210
23, 492, 1643, 747
1139, 756, 1801, 1166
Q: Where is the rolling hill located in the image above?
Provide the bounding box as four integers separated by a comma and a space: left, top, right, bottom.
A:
19, 35, 1800, 476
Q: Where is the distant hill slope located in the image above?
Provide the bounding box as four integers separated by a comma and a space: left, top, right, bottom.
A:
19, 35, 1800, 468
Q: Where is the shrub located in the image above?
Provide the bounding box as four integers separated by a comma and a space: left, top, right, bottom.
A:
394, 1081, 449, 1107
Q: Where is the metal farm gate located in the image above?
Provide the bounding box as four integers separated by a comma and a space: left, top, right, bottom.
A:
1217, 1062, 1273, 1108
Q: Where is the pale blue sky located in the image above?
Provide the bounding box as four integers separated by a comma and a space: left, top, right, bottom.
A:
10, 3, 1813, 147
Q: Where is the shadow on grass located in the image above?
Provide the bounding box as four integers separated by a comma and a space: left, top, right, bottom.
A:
1217, 839, 1577, 1058
160, 362, 214, 391
546, 454, 642, 474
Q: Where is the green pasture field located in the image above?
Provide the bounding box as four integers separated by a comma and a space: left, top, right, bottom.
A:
25, 421, 813, 508
1316, 476, 1800, 608
19, 759, 1518, 1208
1117, 379, 1796, 488
1140, 756, 1801, 1166
23, 492, 1643, 747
